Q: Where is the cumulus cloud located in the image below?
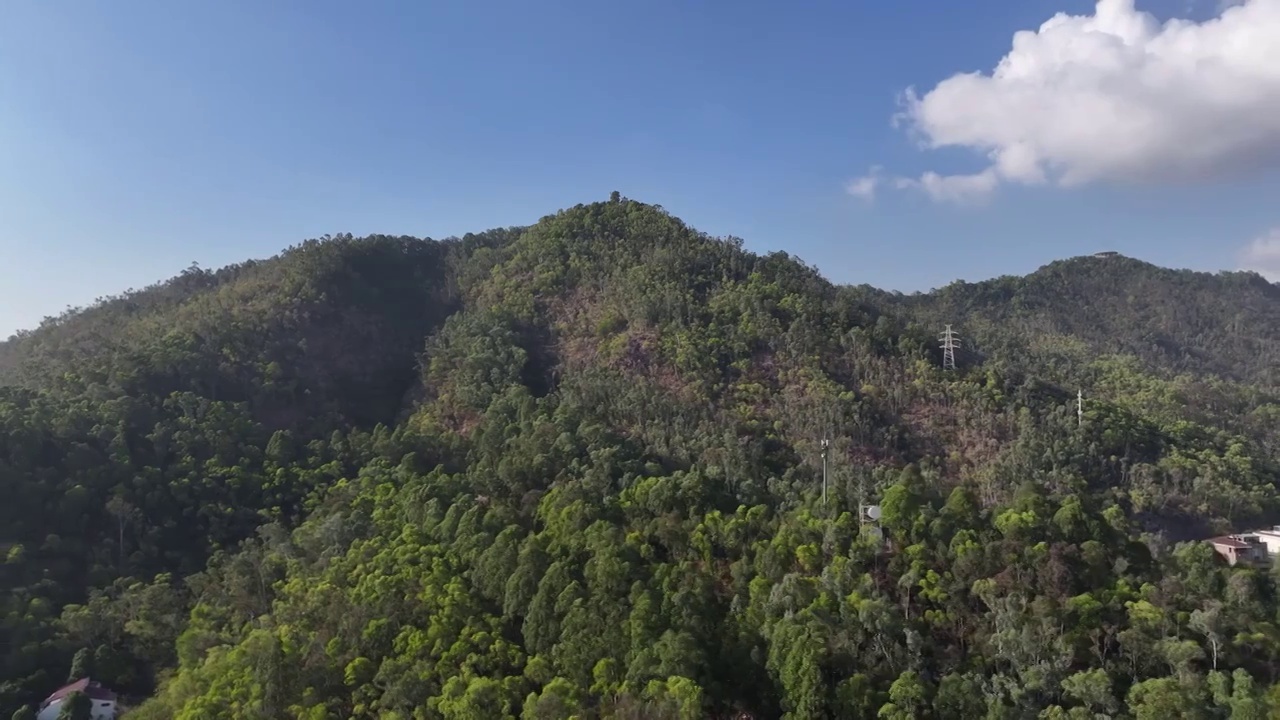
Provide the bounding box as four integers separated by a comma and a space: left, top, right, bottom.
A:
887, 0, 1280, 202
845, 166, 883, 201
894, 169, 1001, 205
1240, 228, 1280, 280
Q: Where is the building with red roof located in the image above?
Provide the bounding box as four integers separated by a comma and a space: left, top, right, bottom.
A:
36, 678, 118, 720
1207, 534, 1268, 566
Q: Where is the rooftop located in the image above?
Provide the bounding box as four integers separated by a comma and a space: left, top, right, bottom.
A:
42, 678, 117, 706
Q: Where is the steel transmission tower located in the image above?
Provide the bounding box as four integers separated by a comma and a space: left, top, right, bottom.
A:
820, 438, 829, 506
940, 325, 960, 371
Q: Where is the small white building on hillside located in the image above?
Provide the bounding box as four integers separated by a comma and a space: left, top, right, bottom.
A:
36, 678, 117, 720
1250, 526, 1280, 556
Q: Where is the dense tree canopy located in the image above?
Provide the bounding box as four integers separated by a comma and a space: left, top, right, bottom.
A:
2, 196, 1279, 718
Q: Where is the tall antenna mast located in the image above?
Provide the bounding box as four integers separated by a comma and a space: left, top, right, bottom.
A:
1077, 389, 1083, 428
820, 439, 829, 506
940, 325, 960, 371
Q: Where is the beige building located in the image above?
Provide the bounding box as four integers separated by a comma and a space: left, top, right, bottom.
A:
1207, 534, 1268, 566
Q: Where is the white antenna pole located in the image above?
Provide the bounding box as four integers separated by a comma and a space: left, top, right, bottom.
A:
1077, 389, 1083, 427
940, 325, 960, 371
820, 439, 829, 506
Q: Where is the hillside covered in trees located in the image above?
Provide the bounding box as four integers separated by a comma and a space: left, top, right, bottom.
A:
2, 195, 1280, 718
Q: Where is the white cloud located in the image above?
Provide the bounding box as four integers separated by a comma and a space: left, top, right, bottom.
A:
888, 0, 1280, 202
1240, 228, 1280, 280
895, 169, 1001, 205
845, 166, 883, 201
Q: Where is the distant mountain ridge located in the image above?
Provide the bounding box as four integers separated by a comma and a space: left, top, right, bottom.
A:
5, 220, 1277, 399
902, 253, 1280, 386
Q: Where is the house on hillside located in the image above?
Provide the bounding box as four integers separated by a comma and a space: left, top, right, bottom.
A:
1207, 534, 1269, 566
1093, 251, 1120, 258
36, 678, 118, 720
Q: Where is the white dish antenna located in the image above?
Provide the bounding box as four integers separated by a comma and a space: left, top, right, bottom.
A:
864, 505, 882, 521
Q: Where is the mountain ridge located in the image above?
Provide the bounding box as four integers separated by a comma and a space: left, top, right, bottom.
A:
4, 203, 1275, 394
5, 218, 1270, 348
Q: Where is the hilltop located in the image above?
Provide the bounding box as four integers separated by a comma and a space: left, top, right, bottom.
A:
907, 253, 1280, 385
2, 196, 1279, 718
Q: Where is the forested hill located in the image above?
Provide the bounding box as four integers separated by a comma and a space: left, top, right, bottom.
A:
2, 196, 1280, 718
903, 253, 1280, 387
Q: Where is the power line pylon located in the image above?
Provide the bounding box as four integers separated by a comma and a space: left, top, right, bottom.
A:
940, 325, 960, 371
820, 438, 829, 506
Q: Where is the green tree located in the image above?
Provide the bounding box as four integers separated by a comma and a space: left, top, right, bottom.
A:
1127, 678, 1199, 720
55, 692, 92, 720
879, 670, 929, 720
67, 647, 91, 682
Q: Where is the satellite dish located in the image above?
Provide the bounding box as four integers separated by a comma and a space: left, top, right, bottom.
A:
865, 505, 882, 521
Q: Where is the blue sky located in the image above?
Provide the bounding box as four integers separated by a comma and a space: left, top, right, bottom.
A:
2, 0, 1278, 337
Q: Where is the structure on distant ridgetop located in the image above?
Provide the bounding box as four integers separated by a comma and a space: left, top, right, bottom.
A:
1093, 251, 1120, 258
